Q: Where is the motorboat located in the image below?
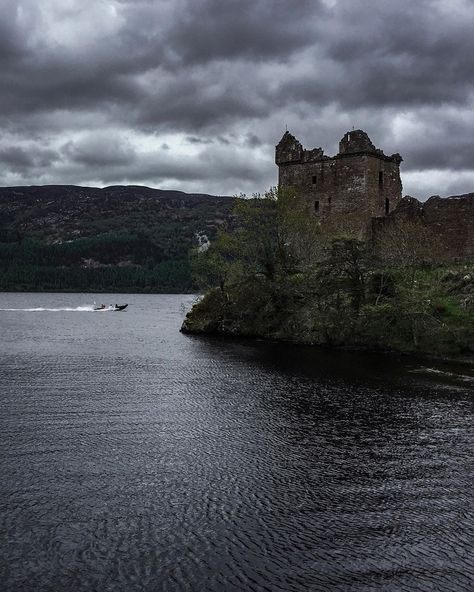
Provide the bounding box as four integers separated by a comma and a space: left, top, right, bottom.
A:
113, 304, 128, 311
94, 304, 128, 311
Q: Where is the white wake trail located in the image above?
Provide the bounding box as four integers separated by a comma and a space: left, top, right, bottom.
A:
0, 305, 96, 312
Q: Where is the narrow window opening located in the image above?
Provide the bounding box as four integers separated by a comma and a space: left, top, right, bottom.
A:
347, 133, 351, 141
327, 197, 332, 210
314, 200, 320, 213
312, 175, 317, 185
379, 171, 384, 189
385, 197, 390, 215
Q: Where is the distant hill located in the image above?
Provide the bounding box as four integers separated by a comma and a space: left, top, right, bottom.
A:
0, 185, 234, 292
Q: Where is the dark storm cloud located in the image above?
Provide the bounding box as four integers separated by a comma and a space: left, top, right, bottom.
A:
245, 134, 262, 148
61, 135, 137, 167
277, 1, 474, 110
135, 70, 269, 131
0, 147, 35, 170
401, 114, 474, 171
49, 141, 268, 191
0, 3, 31, 63
0, 145, 59, 171
0, 0, 310, 124
164, 0, 319, 65
0, 0, 473, 198
186, 137, 214, 145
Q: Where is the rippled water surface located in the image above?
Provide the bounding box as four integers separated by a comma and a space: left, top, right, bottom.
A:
1, 293, 474, 592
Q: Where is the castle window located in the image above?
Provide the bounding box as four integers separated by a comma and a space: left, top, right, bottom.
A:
385, 198, 390, 215
327, 197, 332, 210
312, 175, 317, 185
314, 200, 320, 213
379, 171, 384, 189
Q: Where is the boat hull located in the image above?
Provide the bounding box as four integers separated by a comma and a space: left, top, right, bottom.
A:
94, 304, 128, 311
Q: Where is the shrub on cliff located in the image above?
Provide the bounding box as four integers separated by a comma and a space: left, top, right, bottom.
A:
185, 190, 473, 356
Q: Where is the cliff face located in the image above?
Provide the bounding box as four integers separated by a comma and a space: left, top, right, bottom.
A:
0, 185, 234, 292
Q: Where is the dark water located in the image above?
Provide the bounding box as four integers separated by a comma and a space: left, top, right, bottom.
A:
1, 293, 473, 592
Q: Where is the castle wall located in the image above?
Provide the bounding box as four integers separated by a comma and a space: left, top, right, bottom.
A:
375, 194, 474, 262
276, 130, 402, 236
276, 130, 473, 261
279, 153, 401, 220
424, 195, 474, 260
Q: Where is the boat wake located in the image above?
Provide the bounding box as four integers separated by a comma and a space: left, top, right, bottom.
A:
0, 303, 128, 312
0, 306, 96, 312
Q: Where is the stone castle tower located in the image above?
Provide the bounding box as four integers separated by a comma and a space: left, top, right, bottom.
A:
275, 129, 403, 228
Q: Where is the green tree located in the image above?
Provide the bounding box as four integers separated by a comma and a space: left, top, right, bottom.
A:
190, 186, 324, 292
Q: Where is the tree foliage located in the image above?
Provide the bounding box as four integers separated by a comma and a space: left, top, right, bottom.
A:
186, 189, 474, 356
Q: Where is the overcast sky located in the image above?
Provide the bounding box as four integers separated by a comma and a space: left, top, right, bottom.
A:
1, 0, 473, 199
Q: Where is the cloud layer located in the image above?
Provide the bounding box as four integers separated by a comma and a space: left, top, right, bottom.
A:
0, 0, 473, 198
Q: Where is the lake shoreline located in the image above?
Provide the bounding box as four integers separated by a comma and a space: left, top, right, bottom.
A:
0, 287, 197, 294
181, 323, 474, 368
181, 290, 474, 367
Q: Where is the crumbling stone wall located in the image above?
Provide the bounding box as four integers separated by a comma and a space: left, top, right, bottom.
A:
276, 129, 473, 261
276, 130, 403, 230
373, 194, 474, 262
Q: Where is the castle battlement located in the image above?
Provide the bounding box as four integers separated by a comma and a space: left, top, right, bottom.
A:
275, 129, 473, 260
275, 129, 403, 226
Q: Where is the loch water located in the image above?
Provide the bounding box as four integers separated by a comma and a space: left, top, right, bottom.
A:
1, 292, 473, 592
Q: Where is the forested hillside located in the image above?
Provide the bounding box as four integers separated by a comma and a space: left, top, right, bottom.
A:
0, 185, 234, 292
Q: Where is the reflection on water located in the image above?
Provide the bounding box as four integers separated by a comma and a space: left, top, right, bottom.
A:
0, 293, 473, 592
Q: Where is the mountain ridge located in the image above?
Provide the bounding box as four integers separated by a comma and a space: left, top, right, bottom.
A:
0, 185, 235, 292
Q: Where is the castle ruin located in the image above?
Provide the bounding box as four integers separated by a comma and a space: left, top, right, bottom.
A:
276, 129, 402, 225
276, 129, 473, 261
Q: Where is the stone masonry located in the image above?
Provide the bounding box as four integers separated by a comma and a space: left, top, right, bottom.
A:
375, 193, 474, 262
276, 129, 473, 261
275, 129, 403, 224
